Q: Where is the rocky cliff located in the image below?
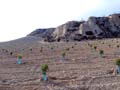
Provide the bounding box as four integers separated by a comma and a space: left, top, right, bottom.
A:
28, 13, 120, 42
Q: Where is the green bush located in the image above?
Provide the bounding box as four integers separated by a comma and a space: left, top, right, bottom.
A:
10, 52, 13, 56
30, 48, 32, 51
90, 44, 92, 48
18, 54, 22, 59
62, 52, 66, 57
74, 43, 77, 45
71, 46, 74, 48
41, 64, 49, 74
40, 47, 43, 52
117, 45, 119, 48
94, 46, 97, 50
51, 47, 53, 50
99, 50, 104, 55
115, 59, 120, 66
65, 48, 69, 51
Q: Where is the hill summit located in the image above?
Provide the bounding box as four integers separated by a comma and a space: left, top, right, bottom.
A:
28, 13, 120, 42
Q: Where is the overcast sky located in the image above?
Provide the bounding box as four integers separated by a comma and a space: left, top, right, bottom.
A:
0, 0, 120, 42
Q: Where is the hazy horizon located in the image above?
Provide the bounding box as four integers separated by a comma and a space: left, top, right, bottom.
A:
0, 0, 120, 42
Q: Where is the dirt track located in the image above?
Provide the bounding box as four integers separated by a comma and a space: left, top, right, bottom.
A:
0, 39, 120, 90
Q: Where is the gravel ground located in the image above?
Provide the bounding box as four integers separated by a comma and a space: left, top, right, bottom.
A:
0, 38, 120, 90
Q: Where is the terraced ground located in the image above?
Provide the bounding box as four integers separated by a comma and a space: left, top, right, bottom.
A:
0, 39, 120, 90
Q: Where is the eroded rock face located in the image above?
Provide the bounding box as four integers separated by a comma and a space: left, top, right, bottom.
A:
79, 14, 120, 39
52, 21, 84, 41
28, 13, 120, 42
79, 17, 103, 39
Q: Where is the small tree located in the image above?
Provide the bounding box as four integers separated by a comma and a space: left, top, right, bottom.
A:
117, 45, 120, 49
115, 58, 120, 74
30, 48, 32, 52
10, 52, 13, 56
6, 50, 8, 53
74, 43, 77, 45
93, 46, 97, 50
89, 44, 92, 48
71, 46, 74, 49
62, 51, 66, 58
40, 47, 43, 53
65, 48, 69, 51
51, 47, 53, 50
41, 64, 49, 81
17, 54, 22, 65
99, 50, 104, 58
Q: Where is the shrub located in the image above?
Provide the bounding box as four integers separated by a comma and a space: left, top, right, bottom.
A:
89, 44, 92, 48
30, 48, 32, 51
65, 48, 69, 51
115, 58, 120, 66
74, 43, 77, 45
99, 50, 104, 55
117, 45, 119, 48
71, 46, 74, 48
41, 64, 49, 74
51, 47, 53, 50
62, 51, 66, 58
10, 52, 13, 56
40, 47, 43, 52
94, 46, 97, 50
18, 54, 22, 59
6, 50, 8, 53
2, 49, 4, 51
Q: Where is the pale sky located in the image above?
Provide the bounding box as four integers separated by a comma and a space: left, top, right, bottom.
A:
0, 0, 120, 42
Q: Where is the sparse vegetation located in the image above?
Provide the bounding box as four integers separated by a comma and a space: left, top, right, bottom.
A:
40, 47, 43, 53
117, 45, 119, 48
115, 58, 120, 74
30, 48, 32, 51
115, 58, 120, 66
93, 46, 97, 50
65, 48, 69, 51
71, 46, 74, 48
41, 64, 49, 81
99, 50, 104, 58
51, 47, 53, 50
17, 54, 22, 65
1, 38, 120, 89
18, 54, 22, 59
10, 52, 13, 56
61, 51, 66, 59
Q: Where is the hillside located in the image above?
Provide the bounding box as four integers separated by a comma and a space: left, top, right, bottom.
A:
0, 38, 120, 90
28, 13, 120, 42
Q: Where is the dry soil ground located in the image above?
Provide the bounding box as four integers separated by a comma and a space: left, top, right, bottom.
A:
0, 39, 120, 90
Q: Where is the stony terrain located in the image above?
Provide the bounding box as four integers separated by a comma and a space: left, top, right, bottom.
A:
0, 38, 120, 90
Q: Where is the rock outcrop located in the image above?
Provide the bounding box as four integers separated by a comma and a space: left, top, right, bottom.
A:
79, 14, 120, 39
28, 13, 120, 42
27, 28, 55, 42
52, 21, 84, 41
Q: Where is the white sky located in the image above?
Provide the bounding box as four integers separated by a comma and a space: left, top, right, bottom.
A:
0, 0, 120, 42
